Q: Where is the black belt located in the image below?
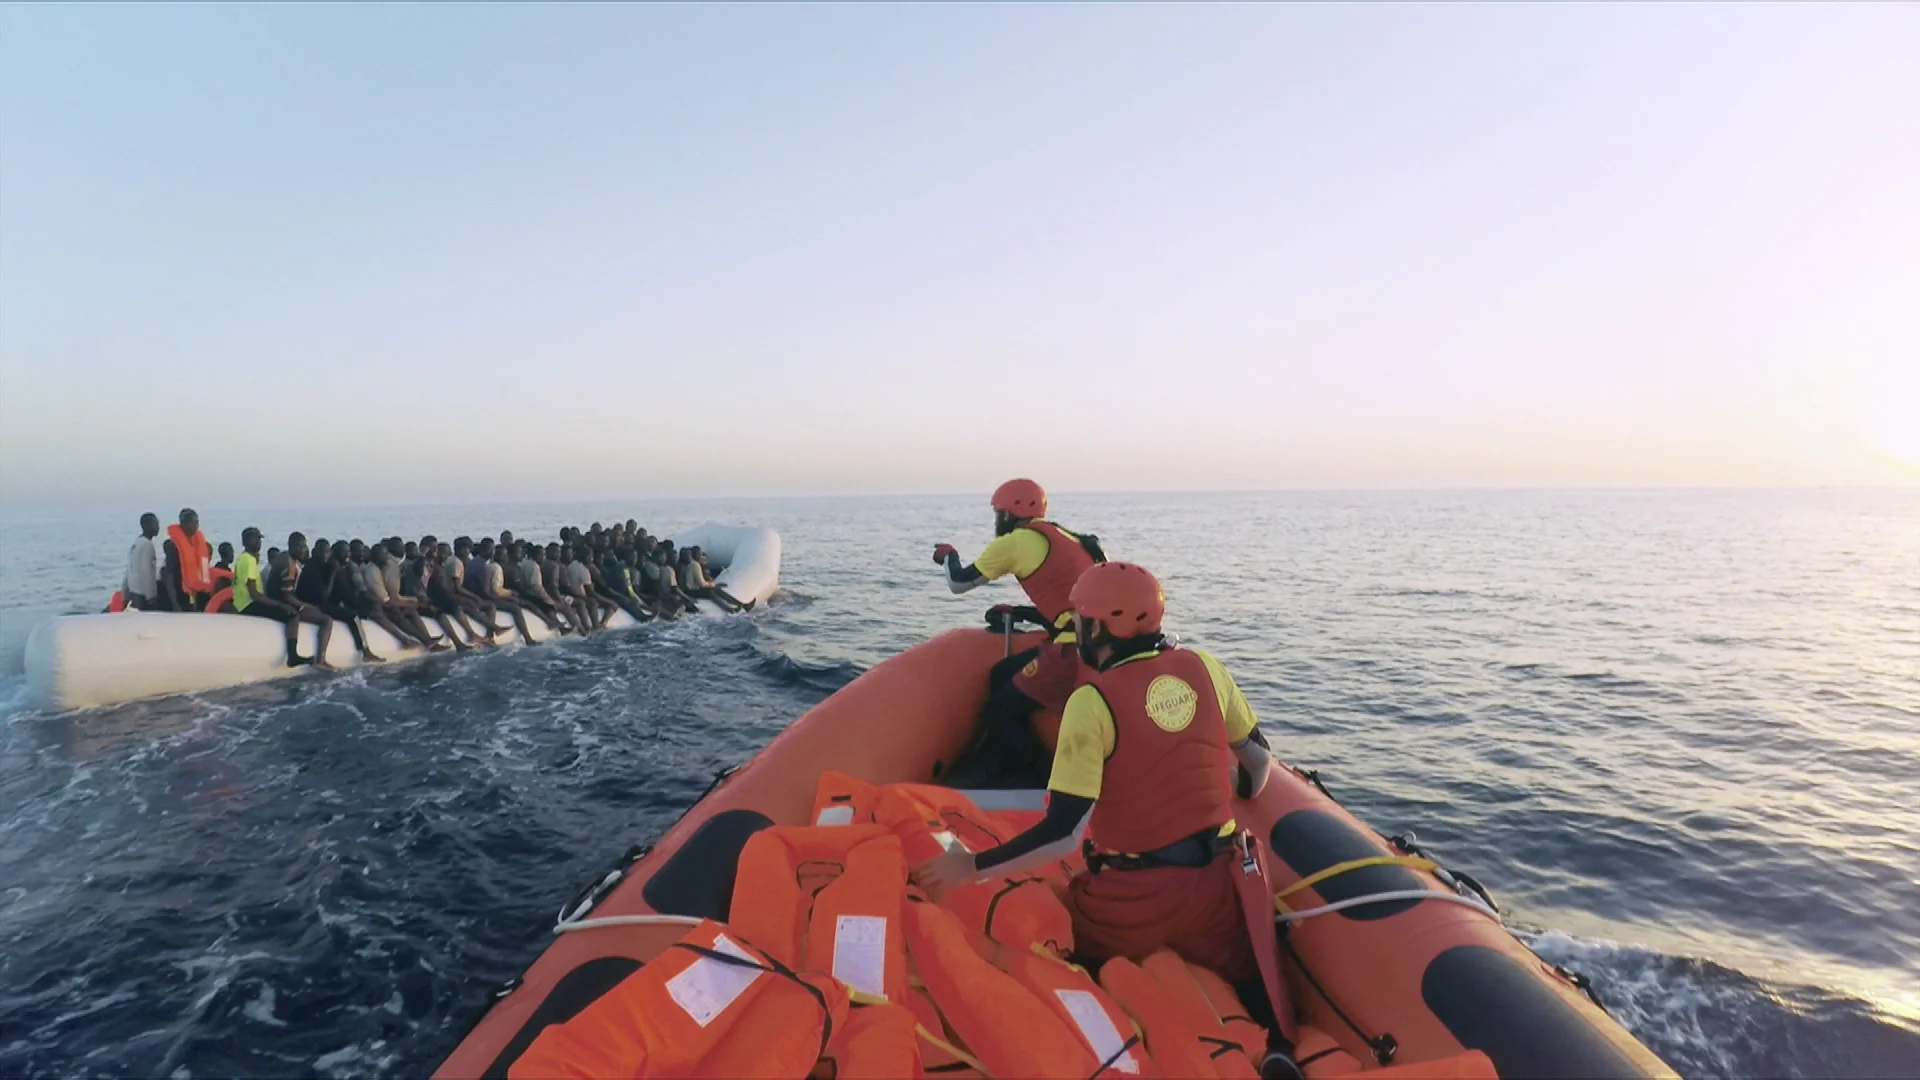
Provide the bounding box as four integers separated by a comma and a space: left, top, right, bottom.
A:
1085, 828, 1232, 873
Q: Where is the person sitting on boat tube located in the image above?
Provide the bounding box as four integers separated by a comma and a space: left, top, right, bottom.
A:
933, 478, 1107, 774
913, 561, 1273, 986
230, 527, 336, 670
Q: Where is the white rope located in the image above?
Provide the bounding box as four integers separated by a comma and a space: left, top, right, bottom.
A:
1276, 889, 1499, 924
554, 914, 706, 935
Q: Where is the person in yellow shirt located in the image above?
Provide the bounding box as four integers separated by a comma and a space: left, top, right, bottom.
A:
933, 478, 1107, 779
230, 527, 334, 670
914, 562, 1273, 985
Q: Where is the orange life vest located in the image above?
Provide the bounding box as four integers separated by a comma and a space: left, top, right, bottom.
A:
728, 825, 912, 1006
810, 770, 878, 826
1016, 520, 1098, 625
1086, 648, 1234, 854
872, 783, 1076, 956
1100, 953, 1259, 1080
167, 525, 213, 595
507, 919, 847, 1080
211, 566, 234, 588
1004, 948, 1155, 1076
1164, 952, 1268, 1076
822, 1001, 922, 1079
902, 898, 1095, 1078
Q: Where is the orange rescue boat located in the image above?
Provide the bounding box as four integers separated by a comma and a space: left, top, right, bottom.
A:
435, 628, 1675, 1079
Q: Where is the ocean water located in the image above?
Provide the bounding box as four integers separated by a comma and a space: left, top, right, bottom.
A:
0, 490, 1916, 1078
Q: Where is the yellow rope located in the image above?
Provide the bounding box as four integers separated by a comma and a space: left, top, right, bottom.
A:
915, 1023, 992, 1077
847, 987, 991, 1076
1272, 855, 1439, 911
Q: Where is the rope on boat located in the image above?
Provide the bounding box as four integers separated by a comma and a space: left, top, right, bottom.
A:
1274, 889, 1498, 924
554, 913, 706, 935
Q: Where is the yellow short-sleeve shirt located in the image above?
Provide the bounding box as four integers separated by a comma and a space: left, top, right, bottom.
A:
1046, 649, 1258, 801
970, 527, 1052, 581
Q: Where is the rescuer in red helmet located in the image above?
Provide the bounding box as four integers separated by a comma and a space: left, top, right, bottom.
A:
932, 478, 1107, 776
913, 562, 1276, 986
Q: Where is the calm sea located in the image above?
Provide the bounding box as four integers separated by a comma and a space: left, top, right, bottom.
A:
1, 490, 1916, 1078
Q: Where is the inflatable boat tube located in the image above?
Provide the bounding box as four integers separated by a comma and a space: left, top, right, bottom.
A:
1, 608, 58, 678
433, 628, 1674, 1080
668, 524, 780, 609
22, 524, 780, 713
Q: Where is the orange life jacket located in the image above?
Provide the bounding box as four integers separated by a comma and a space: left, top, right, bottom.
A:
167, 525, 213, 595
507, 919, 847, 1080
871, 783, 1076, 956
728, 825, 912, 1006
822, 1001, 922, 1079
905, 986, 971, 1074
1004, 948, 1155, 1076
1015, 520, 1098, 625
1160, 952, 1267, 1076
902, 899, 1095, 1078
811, 770, 879, 826
211, 566, 234, 588
808, 774, 1077, 957
1099, 952, 1260, 1080
1086, 648, 1234, 854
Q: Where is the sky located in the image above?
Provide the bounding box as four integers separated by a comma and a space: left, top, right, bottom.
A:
1, 4, 1916, 508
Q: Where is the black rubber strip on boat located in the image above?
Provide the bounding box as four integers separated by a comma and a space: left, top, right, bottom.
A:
641, 809, 774, 920
1422, 944, 1651, 1079
480, 956, 644, 1078
1268, 809, 1427, 921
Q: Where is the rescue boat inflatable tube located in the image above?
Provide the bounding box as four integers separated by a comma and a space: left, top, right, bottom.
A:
435, 628, 1675, 1080
21, 525, 779, 713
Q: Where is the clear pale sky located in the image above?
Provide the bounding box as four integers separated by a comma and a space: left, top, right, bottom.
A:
2, 5, 1916, 508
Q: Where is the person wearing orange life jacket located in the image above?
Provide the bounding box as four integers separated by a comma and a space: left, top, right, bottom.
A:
913, 562, 1274, 985
160, 508, 216, 611
933, 478, 1107, 778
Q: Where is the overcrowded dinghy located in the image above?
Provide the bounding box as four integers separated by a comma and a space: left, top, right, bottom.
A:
18, 524, 779, 712
434, 628, 1674, 1079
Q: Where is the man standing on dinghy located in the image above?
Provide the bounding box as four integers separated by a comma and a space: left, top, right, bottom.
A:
914, 562, 1273, 986
121, 513, 161, 610
933, 478, 1106, 774
159, 508, 216, 611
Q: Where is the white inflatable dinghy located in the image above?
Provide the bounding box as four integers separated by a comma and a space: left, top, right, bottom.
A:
18, 524, 779, 712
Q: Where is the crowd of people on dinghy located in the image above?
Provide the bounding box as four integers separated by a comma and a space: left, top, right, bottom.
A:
112, 510, 748, 669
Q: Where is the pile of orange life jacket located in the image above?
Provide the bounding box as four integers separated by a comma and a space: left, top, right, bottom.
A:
511, 773, 1292, 1079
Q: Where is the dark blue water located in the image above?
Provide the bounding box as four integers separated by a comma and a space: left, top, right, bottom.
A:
2, 491, 1917, 1078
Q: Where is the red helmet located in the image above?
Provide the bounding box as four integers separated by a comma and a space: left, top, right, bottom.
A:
990, 478, 1047, 519
1070, 562, 1165, 639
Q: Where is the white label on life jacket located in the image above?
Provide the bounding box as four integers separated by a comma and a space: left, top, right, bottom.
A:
832, 915, 889, 999
932, 829, 969, 853
1055, 989, 1140, 1074
666, 933, 764, 1027
815, 805, 855, 826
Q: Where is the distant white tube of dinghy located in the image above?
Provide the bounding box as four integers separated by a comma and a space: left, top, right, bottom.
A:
2, 608, 59, 678
668, 524, 780, 607
23, 523, 780, 712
